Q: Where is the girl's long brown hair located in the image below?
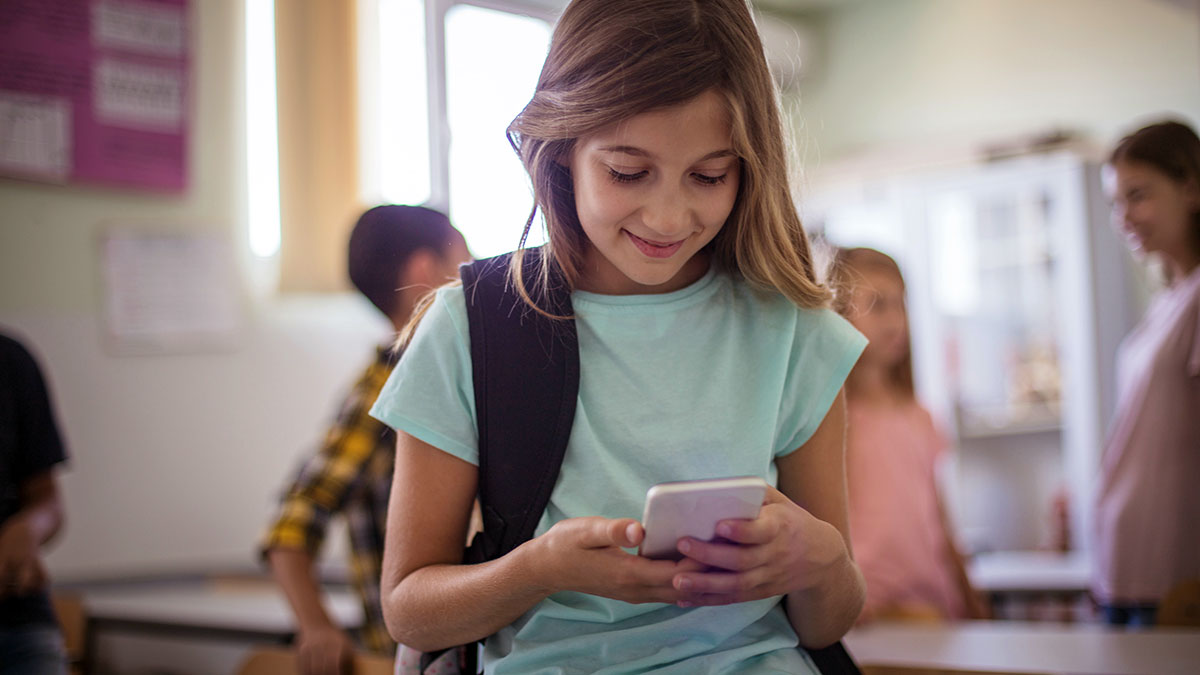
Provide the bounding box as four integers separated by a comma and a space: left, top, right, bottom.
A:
507, 0, 829, 316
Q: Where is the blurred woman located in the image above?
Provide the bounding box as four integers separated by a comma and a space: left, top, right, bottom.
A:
1095, 120, 1200, 627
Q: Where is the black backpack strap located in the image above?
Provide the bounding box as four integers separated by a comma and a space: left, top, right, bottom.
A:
460, 248, 579, 562
808, 641, 861, 675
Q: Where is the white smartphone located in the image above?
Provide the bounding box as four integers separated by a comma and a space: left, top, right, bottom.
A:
638, 476, 768, 561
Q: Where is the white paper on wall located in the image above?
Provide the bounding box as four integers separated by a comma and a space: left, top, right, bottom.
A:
101, 230, 242, 355
0, 90, 71, 180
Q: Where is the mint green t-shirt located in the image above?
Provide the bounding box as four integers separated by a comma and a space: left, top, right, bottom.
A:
370, 266, 865, 674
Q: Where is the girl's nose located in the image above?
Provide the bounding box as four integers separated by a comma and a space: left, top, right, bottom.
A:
1110, 205, 1130, 232
643, 190, 692, 237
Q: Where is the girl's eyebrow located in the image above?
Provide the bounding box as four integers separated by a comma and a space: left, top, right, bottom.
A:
597, 145, 737, 162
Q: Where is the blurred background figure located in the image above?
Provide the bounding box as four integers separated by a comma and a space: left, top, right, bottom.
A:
259, 205, 469, 675
832, 247, 988, 624
0, 331, 69, 673
1094, 120, 1200, 628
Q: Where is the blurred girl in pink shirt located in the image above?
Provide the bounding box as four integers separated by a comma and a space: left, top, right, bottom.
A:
832, 247, 987, 623
1096, 121, 1200, 627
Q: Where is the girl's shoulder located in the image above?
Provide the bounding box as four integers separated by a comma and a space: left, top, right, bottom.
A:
408, 283, 471, 347
725, 274, 843, 319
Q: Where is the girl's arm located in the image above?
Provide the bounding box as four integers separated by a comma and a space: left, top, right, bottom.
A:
937, 494, 990, 619
776, 388, 864, 646
669, 389, 866, 649
0, 470, 65, 598
380, 431, 701, 652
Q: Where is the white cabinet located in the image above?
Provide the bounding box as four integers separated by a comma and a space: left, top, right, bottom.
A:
805, 151, 1137, 553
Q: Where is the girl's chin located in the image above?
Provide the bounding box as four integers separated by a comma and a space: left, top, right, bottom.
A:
622, 266, 686, 289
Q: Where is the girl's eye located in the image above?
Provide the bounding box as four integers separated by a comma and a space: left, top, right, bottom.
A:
607, 168, 648, 183
693, 173, 727, 186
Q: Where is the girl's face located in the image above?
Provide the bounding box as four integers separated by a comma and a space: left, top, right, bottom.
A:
845, 267, 909, 369
1109, 159, 1199, 260
568, 89, 741, 294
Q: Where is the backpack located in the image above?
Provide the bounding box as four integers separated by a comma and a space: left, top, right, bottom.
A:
416, 248, 859, 674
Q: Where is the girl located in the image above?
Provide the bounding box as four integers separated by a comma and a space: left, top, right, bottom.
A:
1095, 120, 1200, 627
370, 0, 867, 671
831, 248, 986, 624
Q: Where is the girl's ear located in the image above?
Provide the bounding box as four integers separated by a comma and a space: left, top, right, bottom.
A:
399, 249, 440, 290
1185, 177, 1200, 212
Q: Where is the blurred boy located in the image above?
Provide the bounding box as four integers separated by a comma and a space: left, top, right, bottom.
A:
0, 332, 69, 673
260, 206, 469, 674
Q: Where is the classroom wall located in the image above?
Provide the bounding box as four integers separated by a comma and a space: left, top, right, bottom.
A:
792, 0, 1200, 165
0, 0, 382, 579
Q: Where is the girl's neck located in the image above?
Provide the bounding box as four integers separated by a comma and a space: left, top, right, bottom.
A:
847, 365, 906, 407
1164, 249, 1200, 284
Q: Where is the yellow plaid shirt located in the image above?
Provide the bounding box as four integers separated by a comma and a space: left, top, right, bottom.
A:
261, 346, 397, 652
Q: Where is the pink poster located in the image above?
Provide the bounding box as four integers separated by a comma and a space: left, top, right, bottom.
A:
0, 0, 189, 192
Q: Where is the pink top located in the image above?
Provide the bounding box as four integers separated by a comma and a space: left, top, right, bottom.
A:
1093, 266, 1200, 605
846, 399, 966, 620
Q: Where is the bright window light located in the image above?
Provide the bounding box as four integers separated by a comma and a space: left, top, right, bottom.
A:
246, 0, 281, 258
360, 0, 430, 207
446, 5, 550, 258
930, 192, 981, 316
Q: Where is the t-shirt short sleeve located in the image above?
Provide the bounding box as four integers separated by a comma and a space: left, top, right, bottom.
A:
0, 334, 68, 479
369, 286, 480, 465
775, 308, 867, 456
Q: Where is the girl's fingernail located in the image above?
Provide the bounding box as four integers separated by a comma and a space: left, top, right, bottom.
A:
718, 523, 732, 537
678, 601, 693, 608
676, 577, 692, 590
678, 540, 691, 554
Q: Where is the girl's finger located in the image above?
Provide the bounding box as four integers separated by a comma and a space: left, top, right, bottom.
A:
569, 517, 642, 549
672, 567, 767, 597
618, 551, 699, 589
677, 537, 767, 571
711, 516, 775, 545
762, 484, 790, 504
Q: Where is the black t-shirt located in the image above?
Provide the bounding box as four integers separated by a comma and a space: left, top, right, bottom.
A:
0, 332, 68, 627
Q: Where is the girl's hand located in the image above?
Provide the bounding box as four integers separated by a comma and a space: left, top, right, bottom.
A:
530, 516, 706, 605
668, 485, 848, 607
295, 625, 355, 675
0, 517, 46, 598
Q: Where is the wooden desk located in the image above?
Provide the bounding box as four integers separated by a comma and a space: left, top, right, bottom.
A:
80, 581, 363, 674
844, 620, 1200, 675
83, 581, 362, 642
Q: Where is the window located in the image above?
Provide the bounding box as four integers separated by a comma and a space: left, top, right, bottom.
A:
358, 0, 431, 207
444, 4, 550, 257
359, 0, 552, 259
245, 0, 281, 259
248, 0, 554, 285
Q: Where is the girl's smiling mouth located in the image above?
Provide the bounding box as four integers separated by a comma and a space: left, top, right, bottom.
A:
626, 231, 686, 258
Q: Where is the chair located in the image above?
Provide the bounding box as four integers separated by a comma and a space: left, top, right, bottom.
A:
237, 646, 394, 675
1158, 577, 1200, 627
51, 591, 88, 675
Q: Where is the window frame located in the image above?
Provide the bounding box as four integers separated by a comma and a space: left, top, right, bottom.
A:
356, 0, 557, 212
423, 0, 558, 213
